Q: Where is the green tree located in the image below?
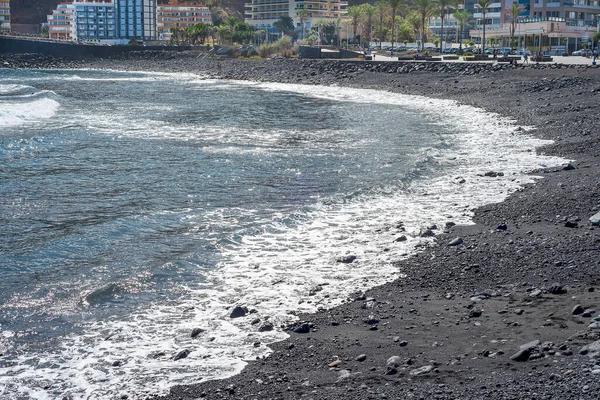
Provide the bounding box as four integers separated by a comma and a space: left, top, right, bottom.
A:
406, 12, 422, 44
436, 0, 453, 51
387, 0, 409, 52
413, 0, 435, 50
296, 9, 309, 40
322, 22, 338, 45
193, 23, 210, 45
453, 10, 472, 51
476, 0, 492, 52
507, 2, 521, 49
170, 25, 182, 45
374, 0, 389, 48
233, 22, 256, 44
273, 15, 295, 38
347, 5, 363, 47
361, 4, 376, 48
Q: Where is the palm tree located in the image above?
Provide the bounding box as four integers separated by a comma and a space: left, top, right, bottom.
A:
476, 0, 492, 53
296, 9, 309, 40
169, 25, 182, 46
406, 12, 422, 45
226, 16, 238, 44
361, 4, 376, 48
413, 0, 435, 51
508, 2, 521, 49
347, 5, 363, 47
436, 0, 453, 51
374, 0, 389, 49
273, 15, 295, 38
453, 10, 471, 53
387, 0, 409, 52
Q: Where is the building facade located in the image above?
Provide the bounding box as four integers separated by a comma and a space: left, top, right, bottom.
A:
244, 0, 348, 36
73, 1, 118, 43
46, 0, 159, 44
470, 0, 600, 51
115, 0, 157, 42
157, 0, 211, 40
48, 3, 75, 40
0, 0, 10, 33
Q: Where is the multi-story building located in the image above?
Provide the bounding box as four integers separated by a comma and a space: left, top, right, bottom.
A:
46, 0, 158, 44
470, 0, 600, 52
115, 0, 156, 42
157, 0, 211, 40
48, 3, 75, 40
73, 1, 118, 43
0, 0, 10, 33
244, 0, 348, 37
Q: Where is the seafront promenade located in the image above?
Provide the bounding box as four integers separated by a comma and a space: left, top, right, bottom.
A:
371, 52, 597, 65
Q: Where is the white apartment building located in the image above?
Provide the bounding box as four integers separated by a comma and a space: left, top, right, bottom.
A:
0, 0, 10, 33
157, 0, 211, 41
48, 4, 75, 40
245, 0, 348, 35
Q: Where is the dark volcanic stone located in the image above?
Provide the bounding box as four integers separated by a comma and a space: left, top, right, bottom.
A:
173, 349, 190, 361
510, 348, 531, 362
337, 255, 357, 263
293, 323, 311, 334
191, 328, 205, 338
230, 305, 249, 318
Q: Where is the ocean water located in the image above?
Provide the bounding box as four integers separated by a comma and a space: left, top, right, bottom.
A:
0, 69, 566, 399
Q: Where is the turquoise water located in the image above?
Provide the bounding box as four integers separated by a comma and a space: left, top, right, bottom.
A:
0, 69, 563, 399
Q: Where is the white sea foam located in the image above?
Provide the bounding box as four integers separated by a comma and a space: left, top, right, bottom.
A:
0, 91, 60, 128
0, 78, 568, 400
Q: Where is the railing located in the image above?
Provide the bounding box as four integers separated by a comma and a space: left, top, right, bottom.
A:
518, 16, 566, 23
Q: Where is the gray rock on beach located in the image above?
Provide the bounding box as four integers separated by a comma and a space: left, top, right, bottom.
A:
230, 305, 249, 318
409, 365, 434, 376
572, 304, 585, 315
337, 255, 357, 264
448, 237, 463, 246
191, 328, 205, 338
579, 340, 600, 357
510, 349, 531, 362
589, 211, 600, 225
173, 349, 190, 361
258, 322, 274, 332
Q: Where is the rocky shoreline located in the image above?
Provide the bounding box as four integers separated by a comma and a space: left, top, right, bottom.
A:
4, 52, 600, 399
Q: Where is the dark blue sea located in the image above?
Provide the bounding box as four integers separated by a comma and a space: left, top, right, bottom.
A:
0, 69, 564, 399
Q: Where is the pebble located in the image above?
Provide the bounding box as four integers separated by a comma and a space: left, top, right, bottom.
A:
572, 304, 585, 315
230, 305, 248, 318
409, 365, 434, 376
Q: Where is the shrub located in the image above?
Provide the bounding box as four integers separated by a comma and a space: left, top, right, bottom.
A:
258, 37, 295, 58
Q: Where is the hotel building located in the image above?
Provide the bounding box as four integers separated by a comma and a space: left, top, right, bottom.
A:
47, 0, 157, 44
470, 0, 600, 52
244, 0, 348, 35
73, 1, 118, 43
115, 0, 157, 42
157, 0, 211, 40
0, 0, 10, 33
48, 3, 75, 40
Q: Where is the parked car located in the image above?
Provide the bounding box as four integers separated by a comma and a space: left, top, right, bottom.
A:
572, 49, 586, 56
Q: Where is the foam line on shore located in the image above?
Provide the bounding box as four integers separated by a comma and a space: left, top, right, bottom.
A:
0, 74, 568, 400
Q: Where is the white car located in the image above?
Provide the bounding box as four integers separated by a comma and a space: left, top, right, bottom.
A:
572, 49, 586, 56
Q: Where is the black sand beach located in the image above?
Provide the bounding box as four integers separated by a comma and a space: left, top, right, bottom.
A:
3, 52, 600, 399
